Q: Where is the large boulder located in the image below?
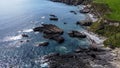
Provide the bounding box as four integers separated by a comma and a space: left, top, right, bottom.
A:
33, 24, 63, 34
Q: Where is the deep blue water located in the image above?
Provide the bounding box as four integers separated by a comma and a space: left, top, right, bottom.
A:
0, 0, 90, 68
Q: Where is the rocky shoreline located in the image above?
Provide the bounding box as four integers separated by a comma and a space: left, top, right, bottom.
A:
51, 0, 84, 5
38, 0, 120, 68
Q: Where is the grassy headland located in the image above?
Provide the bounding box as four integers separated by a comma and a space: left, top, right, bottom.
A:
89, 0, 120, 47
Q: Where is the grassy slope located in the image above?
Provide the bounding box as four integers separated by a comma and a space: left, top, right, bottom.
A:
90, 0, 120, 47
93, 0, 120, 21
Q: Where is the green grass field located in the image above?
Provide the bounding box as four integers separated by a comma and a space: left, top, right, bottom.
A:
93, 0, 120, 21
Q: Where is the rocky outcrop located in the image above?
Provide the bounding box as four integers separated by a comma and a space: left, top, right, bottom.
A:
51, 0, 84, 5
68, 30, 86, 38
33, 24, 63, 34
42, 47, 116, 68
33, 24, 64, 43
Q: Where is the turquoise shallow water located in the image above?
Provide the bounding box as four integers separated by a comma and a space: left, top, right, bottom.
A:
0, 0, 90, 68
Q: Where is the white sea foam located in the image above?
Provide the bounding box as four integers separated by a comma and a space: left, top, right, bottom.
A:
22, 29, 33, 33
3, 35, 22, 42
18, 29, 33, 33
41, 16, 45, 19
40, 63, 48, 68
82, 30, 105, 45
88, 14, 98, 22
40, 56, 49, 68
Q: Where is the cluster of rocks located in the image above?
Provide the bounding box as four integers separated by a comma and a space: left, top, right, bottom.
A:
33, 24, 64, 43
42, 47, 116, 68
33, 23, 87, 46
51, 0, 84, 5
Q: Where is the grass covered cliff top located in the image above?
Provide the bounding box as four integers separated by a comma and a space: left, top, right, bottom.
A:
93, 0, 120, 21
90, 0, 120, 47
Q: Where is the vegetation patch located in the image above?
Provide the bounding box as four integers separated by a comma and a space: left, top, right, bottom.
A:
89, 0, 120, 47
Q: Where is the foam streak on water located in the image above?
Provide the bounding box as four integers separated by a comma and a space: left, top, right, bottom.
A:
2, 35, 22, 42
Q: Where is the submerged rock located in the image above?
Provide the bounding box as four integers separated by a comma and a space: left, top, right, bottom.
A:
70, 11, 77, 14
49, 14, 57, 17
68, 30, 86, 38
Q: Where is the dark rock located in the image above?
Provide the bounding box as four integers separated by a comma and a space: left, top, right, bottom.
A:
26, 40, 30, 42
90, 53, 96, 58
76, 21, 92, 26
33, 24, 63, 34
81, 22, 92, 26
70, 11, 77, 14
76, 21, 81, 25
38, 42, 49, 46
44, 34, 64, 43
49, 17, 58, 21
33, 24, 64, 43
64, 22, 67, 24
20, 40, 24, 43
68, 30, 86, 38
22, 34, 29, 37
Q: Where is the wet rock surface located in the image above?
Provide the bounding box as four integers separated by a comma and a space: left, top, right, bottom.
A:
33, 24, 64, 43
68, 30, 86, 38
33, 24, 63, 34
42, 47, 116, 68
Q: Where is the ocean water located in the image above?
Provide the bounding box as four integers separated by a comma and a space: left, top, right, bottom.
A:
0, 0, 90, 68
